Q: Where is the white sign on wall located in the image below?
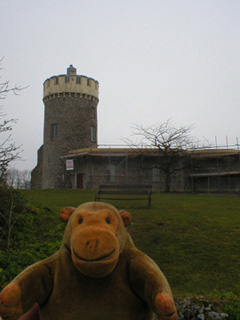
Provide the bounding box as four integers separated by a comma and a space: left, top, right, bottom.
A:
66, 159, 74, 171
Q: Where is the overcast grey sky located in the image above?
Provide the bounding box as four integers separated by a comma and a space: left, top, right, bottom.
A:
1, 0, 240, 171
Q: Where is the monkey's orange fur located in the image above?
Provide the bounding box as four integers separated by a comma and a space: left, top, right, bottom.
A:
0, 202, 177, 320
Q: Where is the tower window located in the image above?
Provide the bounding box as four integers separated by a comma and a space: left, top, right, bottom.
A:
65, 76, 69, 83
50, 123, 58, 140
87, 79, 91, 86
91, 107, 95, 119
90, 126, 96, 142
55, 77, 58, 85
76, 76, 81, 84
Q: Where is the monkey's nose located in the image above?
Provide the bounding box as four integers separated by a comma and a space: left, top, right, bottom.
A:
86, 240, 99, 252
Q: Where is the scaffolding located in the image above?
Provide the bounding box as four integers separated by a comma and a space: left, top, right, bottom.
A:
188, 139, 240, 194
63, 141, 240, 194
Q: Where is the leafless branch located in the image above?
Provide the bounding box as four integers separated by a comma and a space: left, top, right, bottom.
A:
0, 58, 26, 182
123, 119, 209, 192
0, 80, 27, 100
0, 58, 28, 100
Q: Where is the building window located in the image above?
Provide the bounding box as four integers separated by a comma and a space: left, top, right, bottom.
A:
76, 76, 81, 84
91, 107, 95, 119
152, 168, 160, 182
87, 78, 91, 86
55, 77, 58, 85
65, 76, 69, 83
107, 164, 116, 183
91, 126, 96, 142
50, 123, 58, 140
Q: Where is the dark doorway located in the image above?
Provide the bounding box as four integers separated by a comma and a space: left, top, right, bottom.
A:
77, 173, 83, 189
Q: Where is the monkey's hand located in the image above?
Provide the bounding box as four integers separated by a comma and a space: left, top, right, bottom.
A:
155, 291, 177, 320
0, 283, 23, 320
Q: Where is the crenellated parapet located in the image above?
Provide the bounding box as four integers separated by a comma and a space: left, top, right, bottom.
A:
43, 92, 99, 103
43, 66, 99, 100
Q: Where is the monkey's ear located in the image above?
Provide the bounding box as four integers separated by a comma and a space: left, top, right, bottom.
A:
119, 210, 132, 227
60, 207, 76, 223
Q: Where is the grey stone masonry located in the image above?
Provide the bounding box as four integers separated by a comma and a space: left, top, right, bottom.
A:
42, 93, 98, 188
31, 145, 43, 189
31, 65, 99, 189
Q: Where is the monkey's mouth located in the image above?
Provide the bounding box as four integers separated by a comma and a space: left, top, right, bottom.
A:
73, 249, 116, 262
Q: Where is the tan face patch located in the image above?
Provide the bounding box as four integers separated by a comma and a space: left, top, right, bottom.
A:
70, 209, 120, 278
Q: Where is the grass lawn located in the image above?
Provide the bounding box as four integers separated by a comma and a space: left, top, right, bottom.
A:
9, 190, 240, 298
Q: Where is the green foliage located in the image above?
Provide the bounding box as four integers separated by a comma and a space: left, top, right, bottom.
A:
215, 292, 240, 320
0, 186, 29, 249
0, 189, 65, 288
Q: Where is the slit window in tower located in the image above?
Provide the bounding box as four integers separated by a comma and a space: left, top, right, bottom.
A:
91, 107, 95, 119
50, 123, 58, 140
91, 126, 96, 142
76, 76, 81, 84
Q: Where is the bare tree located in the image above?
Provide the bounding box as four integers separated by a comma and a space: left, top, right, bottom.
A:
125, 119, 201, 192
0, 186, 27, 250
0, 120, 22, 181
0, 188, 19, 249
7, 168, 31, 189
0, 58, 26, 183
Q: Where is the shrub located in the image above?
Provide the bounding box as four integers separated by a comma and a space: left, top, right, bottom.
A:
0, 186, 28, 250
0, 207, 65, 288
221, 292, 240, 320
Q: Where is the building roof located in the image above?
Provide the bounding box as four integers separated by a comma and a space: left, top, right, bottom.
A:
189, 148, 239, 158
190, 171, 240, 177
64, 147, 158, 158
62, 147, 240, 159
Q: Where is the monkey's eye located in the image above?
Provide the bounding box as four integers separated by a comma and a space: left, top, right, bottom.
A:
78, 217, 83, 224
106, 217, 111, 224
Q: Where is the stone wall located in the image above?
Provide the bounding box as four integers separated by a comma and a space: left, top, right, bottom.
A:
42, 94, 98, 188
66, 155, 185, 192
31, 145, 43, 189
31, 66, 99, 189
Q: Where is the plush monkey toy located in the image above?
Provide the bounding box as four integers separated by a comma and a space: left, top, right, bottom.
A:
0, 202, 177, 320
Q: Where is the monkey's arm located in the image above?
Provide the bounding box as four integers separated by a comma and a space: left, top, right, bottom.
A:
0, 253, 58, 320
128, 249, 177, 320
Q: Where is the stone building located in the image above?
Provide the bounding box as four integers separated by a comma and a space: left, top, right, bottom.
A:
62, 147, 187, 192
61, 147, 240, 193
31, 65, 99, 189
32, 66, 240, 193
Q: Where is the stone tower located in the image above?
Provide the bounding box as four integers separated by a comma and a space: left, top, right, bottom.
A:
32, 65, 99, 189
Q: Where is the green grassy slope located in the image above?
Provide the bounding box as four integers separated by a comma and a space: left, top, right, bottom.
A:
6, 190, 240, 297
